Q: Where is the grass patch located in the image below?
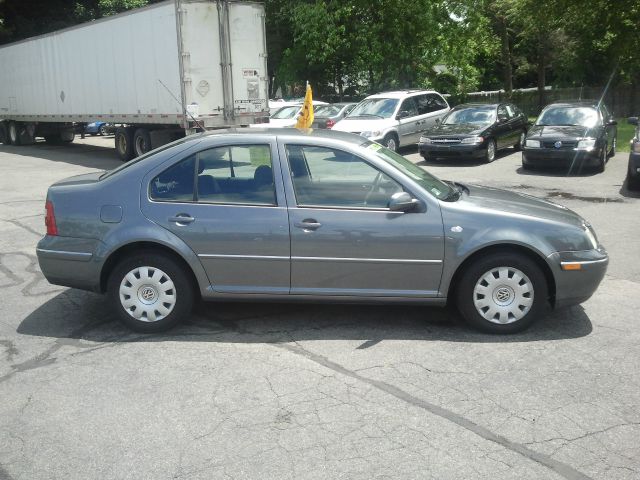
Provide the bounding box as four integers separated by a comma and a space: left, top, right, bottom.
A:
616, 118, 635, 153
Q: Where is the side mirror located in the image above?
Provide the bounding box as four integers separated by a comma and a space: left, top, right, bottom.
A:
388, 192, 418, 212
628, 117, 638, 125
396, 110, 410, 120
607, 118, 618, 126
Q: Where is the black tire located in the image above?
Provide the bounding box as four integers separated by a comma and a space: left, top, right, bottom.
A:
382, 133, 399, 152
0, 122, 8, 145
44, 134, 62, 145
608, 137, 616, 157
107, 253, 194, 333
456, 252, 548, 334
8, 121, 21, 146
514, 131, 526, 151
133, 128, 152, 157
627, 171, 640, 191
485, 138, 496, 163
99, 124, 109, 136
60, 130, 75, 144
115, 126, 135, 161
595, 144, 606, 173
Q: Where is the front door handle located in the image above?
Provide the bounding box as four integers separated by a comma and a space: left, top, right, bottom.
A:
169, 214, 195, 225
294, 219, 322, 231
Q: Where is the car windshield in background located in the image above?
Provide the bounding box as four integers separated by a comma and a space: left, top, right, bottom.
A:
314, 105, 341, 117
443, 106, 496, 125
348, 98, 399, 119
271, 106, 300, 119
536, 107, 600, 128
364, 142, 455, 200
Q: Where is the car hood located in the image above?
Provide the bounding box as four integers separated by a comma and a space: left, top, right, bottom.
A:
454, 183, 584, 227
332, 117, 396, 133
425, 123, 487, 136
527, 124, 600, 139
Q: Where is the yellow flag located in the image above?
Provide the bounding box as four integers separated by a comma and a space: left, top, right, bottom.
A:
295, 83, 314, 129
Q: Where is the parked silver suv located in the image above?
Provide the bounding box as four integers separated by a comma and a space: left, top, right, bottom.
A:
332, 90, 450, 151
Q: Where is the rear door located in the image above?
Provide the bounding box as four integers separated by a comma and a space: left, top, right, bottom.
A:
281, 142, 444, 297
495, 104, 513, 149
414, 93, 450, 137
141, 138, 290, 294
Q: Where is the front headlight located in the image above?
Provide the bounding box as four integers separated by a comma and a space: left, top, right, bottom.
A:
525, 139, 540, 148
584, 223, 598, 249
460, 136, 483, 144
360, 130, 381, 138
576, 138, 596, 150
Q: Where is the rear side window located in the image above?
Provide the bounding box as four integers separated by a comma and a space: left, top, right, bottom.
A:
149, 145, 276, 206
150, 155, 196, 202
416, 94, 448, 114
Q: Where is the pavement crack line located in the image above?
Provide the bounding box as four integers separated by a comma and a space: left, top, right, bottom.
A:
275, 342, 594, 480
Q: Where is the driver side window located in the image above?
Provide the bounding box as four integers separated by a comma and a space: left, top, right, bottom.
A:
285, 145, 403, 209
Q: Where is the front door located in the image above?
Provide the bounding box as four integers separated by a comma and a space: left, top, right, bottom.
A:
397, 97, 420, 144
281, 143, 444, 297
141, 140, 290, 294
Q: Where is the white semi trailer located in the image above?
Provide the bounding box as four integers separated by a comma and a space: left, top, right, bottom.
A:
0, 0, 269, 160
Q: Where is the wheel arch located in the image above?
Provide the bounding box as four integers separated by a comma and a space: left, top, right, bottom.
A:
99, 241, 201, 299
446, 243, 556, 306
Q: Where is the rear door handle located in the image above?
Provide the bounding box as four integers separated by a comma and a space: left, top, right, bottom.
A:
294, 219, 322, 230
169, 214, 195, 225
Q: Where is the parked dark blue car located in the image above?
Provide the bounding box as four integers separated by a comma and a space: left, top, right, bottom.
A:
84, 122, 113, 136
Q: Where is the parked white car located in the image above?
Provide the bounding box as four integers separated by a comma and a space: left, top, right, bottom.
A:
262, 101, 328, 128
332, 90, 450, 151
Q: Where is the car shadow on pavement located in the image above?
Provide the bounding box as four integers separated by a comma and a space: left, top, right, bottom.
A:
0, 140, 121, 170
17, 289, 593, 347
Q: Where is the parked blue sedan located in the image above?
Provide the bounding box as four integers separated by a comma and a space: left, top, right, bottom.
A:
84, 121, 113, 136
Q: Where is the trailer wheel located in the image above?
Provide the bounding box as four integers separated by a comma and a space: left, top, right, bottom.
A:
0, 122, 8, 145
133, 128, 152, 157
8, 121, 21, 146
115, 127, 135, 161
44, 134, 62, 145
60, 129, 75, 143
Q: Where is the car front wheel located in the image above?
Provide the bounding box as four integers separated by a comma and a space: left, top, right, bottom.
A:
456, 252, 548, 333
485, 138, 496, 163
108, 253, 194, 332
382, 133, 398, 152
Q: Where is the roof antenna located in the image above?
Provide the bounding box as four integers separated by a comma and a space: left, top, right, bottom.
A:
158, 78, 206, 133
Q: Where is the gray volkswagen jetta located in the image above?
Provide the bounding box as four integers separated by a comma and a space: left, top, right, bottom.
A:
36, 128, 608, 334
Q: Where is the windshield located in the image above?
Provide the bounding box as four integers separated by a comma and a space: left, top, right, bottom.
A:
536, 106, 600, 127
348, 98, 399, 119
271, 106, 301, 119
364, 142, 455, 200
443, 106, 496, 125
314, 105, 341, 117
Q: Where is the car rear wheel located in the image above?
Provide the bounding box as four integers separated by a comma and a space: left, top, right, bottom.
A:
608, 137, 616, 157
108, 253, 194, 333
596, 143, 606, 173
456, 253, 547, 334
485, 138, 496, 162
382, 133, 398, 152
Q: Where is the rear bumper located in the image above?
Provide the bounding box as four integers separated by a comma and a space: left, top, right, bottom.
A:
548, 248, 608, 308
36, 235, 103, 292
419, 143, 486, 159
522, 148, 601, 167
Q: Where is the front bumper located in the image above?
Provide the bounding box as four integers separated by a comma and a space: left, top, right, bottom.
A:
548, 248, 608, 308
522, 148, 602, 167
419, 143, 486, 160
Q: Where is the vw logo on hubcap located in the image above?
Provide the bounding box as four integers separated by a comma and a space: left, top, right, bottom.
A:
493, 285, 515, 306
139, 286, 157, 303
496, 288, 511, 302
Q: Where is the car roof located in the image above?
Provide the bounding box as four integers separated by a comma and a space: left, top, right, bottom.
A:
366, 90, 439, 99
544, 100, 601, 109
452, 103, 500, 109
194, 127, 367, 145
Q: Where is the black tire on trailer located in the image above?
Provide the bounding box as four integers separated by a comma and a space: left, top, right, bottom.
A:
0, 122, 8, 145
60, 129, 75, 143
115, 126, 135, 162
133, 128, 152, 157
8, 121, 21, 146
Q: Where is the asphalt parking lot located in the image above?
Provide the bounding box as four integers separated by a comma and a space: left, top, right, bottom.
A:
1, 136, 639, 480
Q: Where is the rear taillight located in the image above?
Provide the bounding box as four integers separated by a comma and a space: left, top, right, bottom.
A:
326, 119, 336, 129
45, 200, 58, 236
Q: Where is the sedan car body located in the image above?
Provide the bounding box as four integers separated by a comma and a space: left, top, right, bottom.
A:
522, 101, 617, 172
419, 103, 528, 163
626, 116, 640, 190
37, 128, 608, 334
259, 101, 328, 128
84, 121, 113, 136
311, 103, 357, 129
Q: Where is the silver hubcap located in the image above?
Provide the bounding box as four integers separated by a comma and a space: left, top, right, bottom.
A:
119, 266, 176, 322
473, 266, 534, 324
487, 141, 496, 161
386, 137, 397, 151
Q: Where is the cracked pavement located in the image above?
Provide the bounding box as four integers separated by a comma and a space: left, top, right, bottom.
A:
0, 137, 639, 479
